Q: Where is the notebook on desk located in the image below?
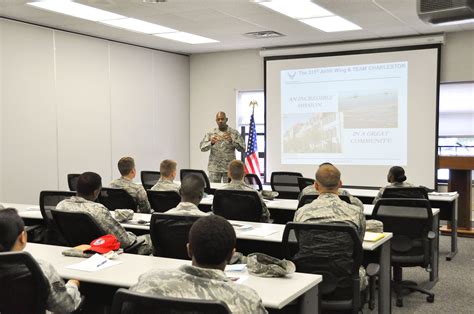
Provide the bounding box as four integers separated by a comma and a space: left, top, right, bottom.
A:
364, 232, 385, 242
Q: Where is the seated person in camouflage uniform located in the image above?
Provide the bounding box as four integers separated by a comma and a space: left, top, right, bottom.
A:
0, 208, 82, 312
294, 163, 368, 289
217, 160, 271, 223
110, 156, 151, 213
151, 159, 180, 192
130, 215, 267, 314
372, 166, 415, 204
297, 162, 364, 210
165, 174, 209, 216
57, 172, 152, 255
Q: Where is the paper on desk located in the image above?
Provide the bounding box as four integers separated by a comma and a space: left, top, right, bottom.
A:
429, 192, 457, 196
66, 253, 122, 272
225, 264, 247, 272
240, 228, 278, 237
27, 206, 40, 211
364, 232, 385, 242
231, 223, 253, 231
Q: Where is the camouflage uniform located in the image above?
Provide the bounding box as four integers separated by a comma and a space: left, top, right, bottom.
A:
130, 265, 268, 314
151, 178, 180, 192
165, 202, 209, 216
110, 177, 151, 213
294, 193, 367, 289
37, 259, 82, 313
200, 127, 245, 183
373, 181, 415, 204
298, 185, 364, 210
56, 196, 152, 255
218, 181, 271, 222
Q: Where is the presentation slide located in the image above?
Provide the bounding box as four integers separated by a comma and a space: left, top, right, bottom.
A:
265, 47, 439, 188
281, 61, 407, 166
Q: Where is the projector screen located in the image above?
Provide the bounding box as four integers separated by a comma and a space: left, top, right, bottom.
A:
265, 45, 440, 188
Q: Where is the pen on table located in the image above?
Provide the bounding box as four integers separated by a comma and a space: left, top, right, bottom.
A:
96, 259, 108, 268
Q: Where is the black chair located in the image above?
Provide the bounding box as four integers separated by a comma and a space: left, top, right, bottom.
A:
212, 190, 263, 222
150, 213, 200, 259
111, 288, 230, 314
297, 194, 352, 208
244, 173, 263, 191
297, 177, 315, 191
39, 190, 76, 245
50, 209, 143, 253
270, 171, 303, 199
67, 174, 81, 191
98, 187, 137, 212
180, 169, 211, 194
147, 190, 181, 213
372, 198, 435, 307
0, 251, 50, 314
381, 187, 428, 199
141, 171, 161, 190
282, 222, 379, 313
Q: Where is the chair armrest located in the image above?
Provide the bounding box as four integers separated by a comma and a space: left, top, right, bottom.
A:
366, 263, 380, 277
124, 238, 145, 254
427, 231, 436, 240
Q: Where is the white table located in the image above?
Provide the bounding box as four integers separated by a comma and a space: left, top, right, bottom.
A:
25, 243, 321, 312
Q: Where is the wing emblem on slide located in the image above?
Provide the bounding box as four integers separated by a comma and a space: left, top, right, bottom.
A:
287, 71, 296, 80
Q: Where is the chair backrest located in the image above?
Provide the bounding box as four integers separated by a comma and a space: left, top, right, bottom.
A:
39, 190, 76, 227
212, 190, 263, 222
98, 187, 137, 211
51, 209, 105, 246
270, 171, 303, 199
244, 173, 263, 191
282, 222, 362, 307
67, 173, 81, 191
150, 213, 200, 259
372, 198, 433, 266
297, 177, 315, 191
111, 288, 230, 314
140, 171, 161, 190
297, 194, 351, 209
0, 251, 50, 314
147, 190, 181, 213
381, 187, 428, 199
179, 169, 211, 194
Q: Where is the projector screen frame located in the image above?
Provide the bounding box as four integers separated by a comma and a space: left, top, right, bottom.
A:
263, 44, 441, 189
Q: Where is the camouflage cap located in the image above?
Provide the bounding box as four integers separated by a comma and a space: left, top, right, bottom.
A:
366, 219, 383, 233
114, 209, 134, 222
247, 253, 295, 277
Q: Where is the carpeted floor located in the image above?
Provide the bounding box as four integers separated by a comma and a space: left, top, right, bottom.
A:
364, 234, 474, 313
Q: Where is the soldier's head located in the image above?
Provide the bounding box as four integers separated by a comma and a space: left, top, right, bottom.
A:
160, 159, 177, 180
215, 111, 228, 131
387, 166, 406, 183
315, 163, 341, 193
118, 157, 136, 179
179, 174, 205, 205
187, 215, 236, 270
77, 172, 102, 201
0, 208, 27, 252
228, 160, 245, 181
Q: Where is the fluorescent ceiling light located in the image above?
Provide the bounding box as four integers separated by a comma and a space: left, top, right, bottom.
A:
301, 15, 362, 32
27, 0, 124, 22
258, 0, 333, 19
101, 18, 176, 34
155, 32, 218, 44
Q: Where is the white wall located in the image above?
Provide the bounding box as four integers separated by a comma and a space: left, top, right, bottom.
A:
0, 19, 190, 203
439, 113, 474, 136
441, 30, 474, 82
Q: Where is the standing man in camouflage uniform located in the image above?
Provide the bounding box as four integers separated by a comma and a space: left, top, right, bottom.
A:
200, 111, 245, 183
130, 215, 267, 314
110, 156, 151, 213
151, 159, 180, 192
218, 160, 271, 222
57, 172, 152, 255
165, 174, 209, 216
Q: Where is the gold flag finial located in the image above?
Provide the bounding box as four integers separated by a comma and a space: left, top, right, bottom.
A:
249, 100, 258, 109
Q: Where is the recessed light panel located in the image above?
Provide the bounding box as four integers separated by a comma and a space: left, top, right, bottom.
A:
259, 0, 333, 19
301, 15, 362, 32
101, 18, 176, 34
155, 32, 218, 44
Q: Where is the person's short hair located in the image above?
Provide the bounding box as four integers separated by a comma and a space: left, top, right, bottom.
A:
0, 208, 25, 252
77, 172, 102, 196
189, 215, 236, 266
160, 159, 177, 177
315, 164, 341, 189
228, 160, 245, 180
180, 174, 205, 200
117, 157, 135, 176
389, 166, 406, 183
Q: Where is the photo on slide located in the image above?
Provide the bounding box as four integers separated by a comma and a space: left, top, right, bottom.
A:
282, 112, 342, 153
339, 90, 398, 129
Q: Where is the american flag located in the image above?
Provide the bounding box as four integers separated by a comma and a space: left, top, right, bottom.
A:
244, 112, 261, 175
